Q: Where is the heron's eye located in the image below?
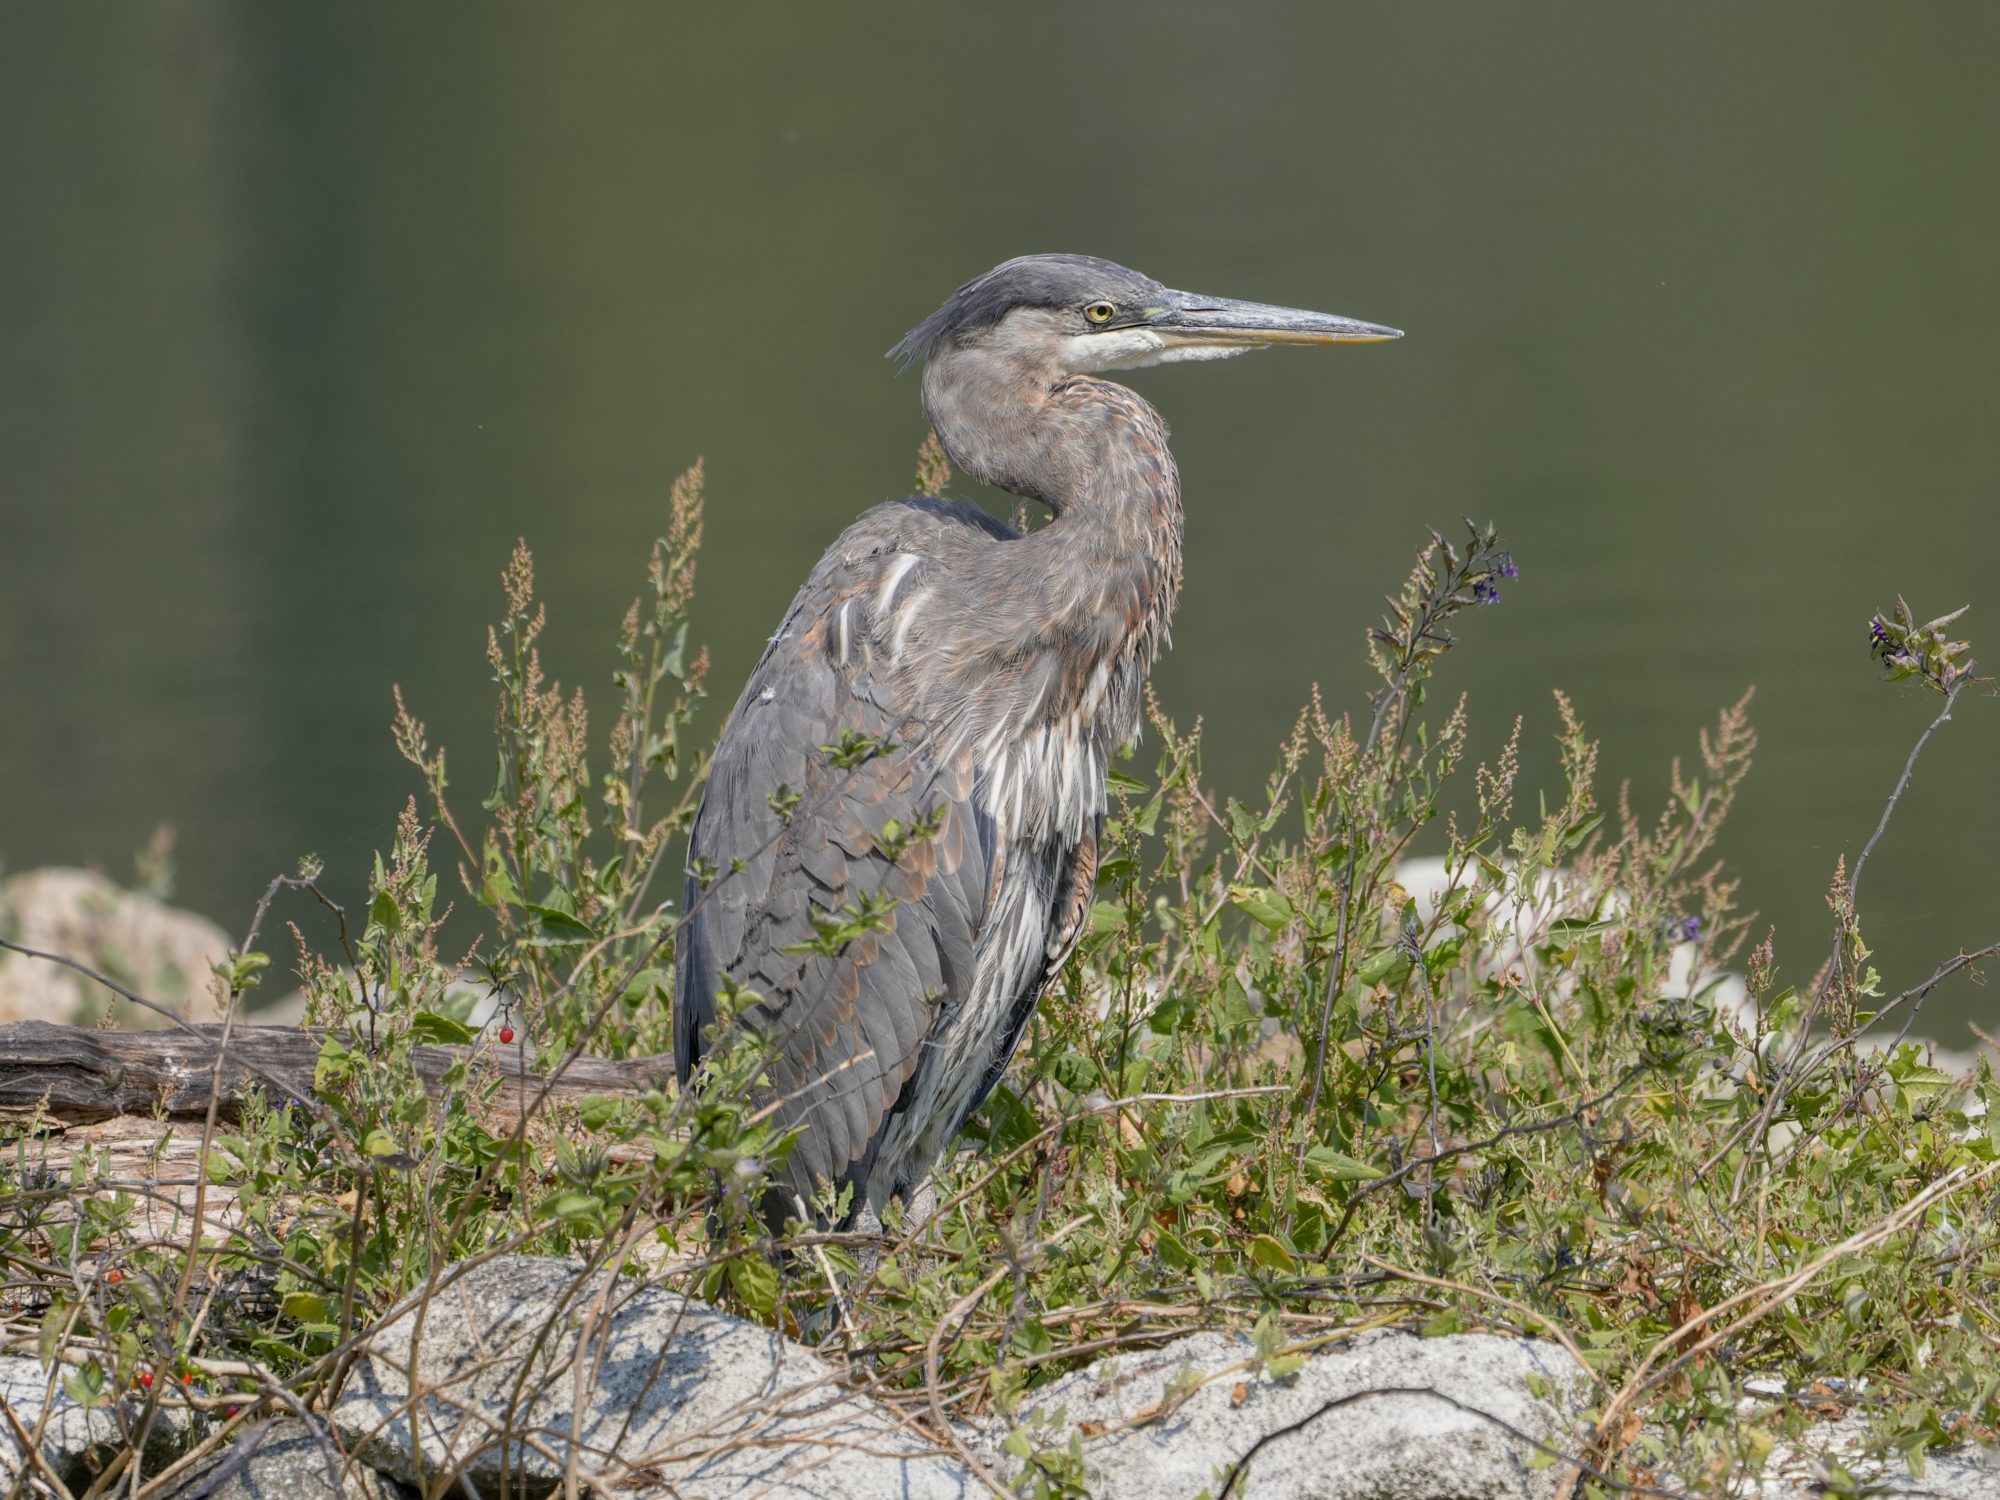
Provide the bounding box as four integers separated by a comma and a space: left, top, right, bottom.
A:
1084, 301, 1117, 325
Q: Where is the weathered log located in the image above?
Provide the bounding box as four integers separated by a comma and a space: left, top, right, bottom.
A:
0, 1020, 676, 1125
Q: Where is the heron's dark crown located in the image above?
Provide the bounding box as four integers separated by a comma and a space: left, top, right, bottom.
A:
889, 254, 1163, 369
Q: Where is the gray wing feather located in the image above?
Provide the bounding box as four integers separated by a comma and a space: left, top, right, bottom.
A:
676, 501, 1007, 1226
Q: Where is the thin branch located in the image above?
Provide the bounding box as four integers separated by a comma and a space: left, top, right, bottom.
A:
1851, 676, 1966, 914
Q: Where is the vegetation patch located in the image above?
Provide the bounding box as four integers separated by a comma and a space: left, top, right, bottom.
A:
3, 454, 1994, 1498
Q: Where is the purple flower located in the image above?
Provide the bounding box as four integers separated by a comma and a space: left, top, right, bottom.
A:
1473, 577, 1502, 605
1496, 554, 1519, 580
1680, 916, 1703, 943
1868, 615, 1890, 654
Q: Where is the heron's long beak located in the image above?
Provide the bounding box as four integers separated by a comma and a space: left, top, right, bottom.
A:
1152, 290, 1402, 348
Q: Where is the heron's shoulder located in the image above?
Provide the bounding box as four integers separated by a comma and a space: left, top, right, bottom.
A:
831, 497, 1020, 559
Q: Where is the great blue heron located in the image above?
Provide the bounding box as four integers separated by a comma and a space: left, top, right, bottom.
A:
675, 254, 1399, 1232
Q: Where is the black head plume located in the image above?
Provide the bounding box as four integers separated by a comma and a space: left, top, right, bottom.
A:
889, 254, 1165, 369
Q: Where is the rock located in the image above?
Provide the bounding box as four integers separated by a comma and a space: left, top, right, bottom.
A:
0, 868, 231, 1027
1886, 1443, 2000, 1500
983, 1327, 1593, 1500
1392, 856, 1753, 1028
328, 1254, 972, 1499
1393, 858, 1994, 1074
161, 1418, 407, 1499
0, 1354, 190, 1492
1691, 1404, 2000, 1498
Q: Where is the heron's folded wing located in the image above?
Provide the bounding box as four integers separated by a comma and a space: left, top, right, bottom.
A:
675, 548, 990, 1218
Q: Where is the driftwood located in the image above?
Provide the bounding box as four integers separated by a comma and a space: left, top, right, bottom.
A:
0, 1020, 676, 1125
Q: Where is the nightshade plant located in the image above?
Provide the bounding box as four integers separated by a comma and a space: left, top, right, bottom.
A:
1, 450, 1994, 1499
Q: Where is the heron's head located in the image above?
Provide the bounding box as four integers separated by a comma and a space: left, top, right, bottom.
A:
889, 253, 1401, 377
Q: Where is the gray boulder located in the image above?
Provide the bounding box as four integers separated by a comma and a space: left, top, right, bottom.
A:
0, 1354, 190, 1492
983, 1327, 1594, 1500
328, 1254, 972, 1499
0, 867, 231, 1027
1693, 1403, 2000, 1499
161, 1418, 407, 1499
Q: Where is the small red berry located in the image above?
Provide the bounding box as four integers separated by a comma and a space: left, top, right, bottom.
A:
499, 1026, 516, 1044
104, 1269, 123, 1284
137, 1371, 153, 1388
225, 1405, 241, 1419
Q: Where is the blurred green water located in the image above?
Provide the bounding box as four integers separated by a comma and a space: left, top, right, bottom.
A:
2, 4, 1994, 1039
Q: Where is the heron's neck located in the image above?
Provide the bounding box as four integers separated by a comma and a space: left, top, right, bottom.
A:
922, 357, 1183, 719
923, 357, 1182, 537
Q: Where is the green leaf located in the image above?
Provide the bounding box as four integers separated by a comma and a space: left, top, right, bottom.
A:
1423, 935, 1466, 975
1132, 792, 1164, 837
1049, 1051, 1099, 1095
1561, 811, 1605, 850
1354, 946, 1411, 987
1892, 1064, 1956, 1106
1247, 1234, 1297, 1273
281, 1292, 330, 1324
1303, 1145, 1384, 1181
38, 1299, 71, 1366
1547, 917, 1609, 939
214, 949, 271, 991
363, 1127, 401, 1158
314, 1034, 355, 1088
409, 1011, 478, 1045
729, 1253, 780, 1318
367, 890, 403, 936
1227, 800, 1265, 845
481, 863, 523, 909
525, 904, 596, 946
1087, 900, 1126, 935
546, 1192, 600, 1224
1228, 885, 1293, 932
620, 967, 670, 1010
62, 1361, 108, 1408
